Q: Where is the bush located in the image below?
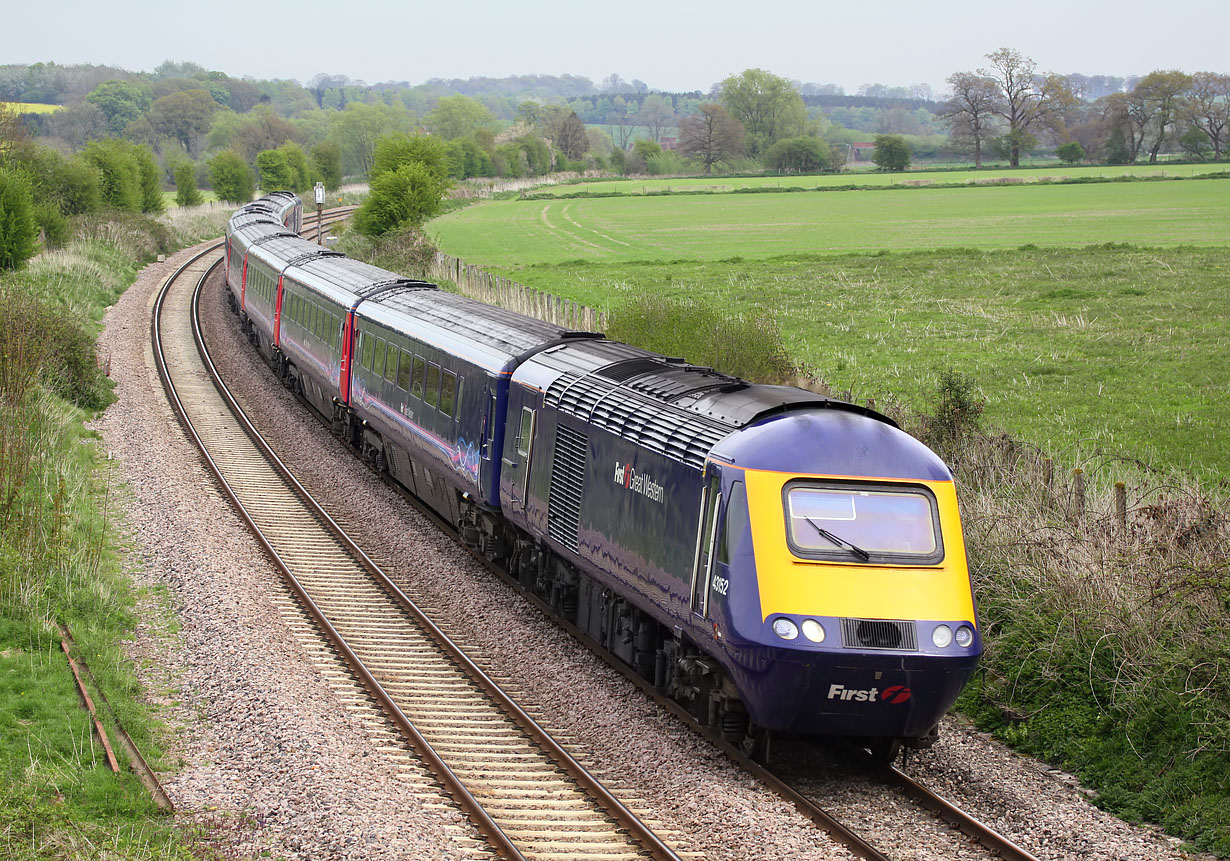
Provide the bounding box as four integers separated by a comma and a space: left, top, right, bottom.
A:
32, 200, 69, 248
310, 141, 343, 190
278, 141, 310, 192
208, 150, 254, 204
872, 134, 911, 171
0, 168, 39, 270
606, 290, 795, 383
371, 134, 450, 182
1057, 141, 1086, 165
256, 148, 293, 191
81, 139, 143, 213
764, 136, 830, 173
173, 161, 203, 206
135, 145, 164, 214
352, 160, 450, 238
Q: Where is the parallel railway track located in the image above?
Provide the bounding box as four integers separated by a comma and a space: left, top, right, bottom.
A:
154, 209, 1043, 861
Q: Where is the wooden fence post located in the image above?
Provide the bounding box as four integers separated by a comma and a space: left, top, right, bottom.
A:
1043, 458, 1054, 502
1115, 482, 1127, 533
1073, 468, 1085, 520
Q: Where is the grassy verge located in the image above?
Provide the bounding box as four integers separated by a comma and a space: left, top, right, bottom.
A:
1, 211, 198, 860
438, 245, 1230, 485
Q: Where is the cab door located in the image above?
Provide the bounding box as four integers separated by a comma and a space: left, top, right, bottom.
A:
690, 466, 722, 618
503, 404, 536, 516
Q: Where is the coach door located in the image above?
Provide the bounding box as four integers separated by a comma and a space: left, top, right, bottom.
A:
506, 405, 535, 513
690, 467, 722, 618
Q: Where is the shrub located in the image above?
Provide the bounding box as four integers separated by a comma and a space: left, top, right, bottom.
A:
81, 139, 143, 213
606, 290, 795, 383
173, 161, 203, 206
872, 134, 911, 171
256, 148, 293, 191
0, 168, 39, 269
1057, 141, 1086, 165
135, 145, 164, 214
208, 150, 254, 204
353, 160, 450, 238
371, 134, 450, 182
764, 136, 830, 173
310, 141, 343, 190
278, 141, 310, 191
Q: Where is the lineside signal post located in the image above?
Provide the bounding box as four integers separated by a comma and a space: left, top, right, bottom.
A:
314, 182, 325, 244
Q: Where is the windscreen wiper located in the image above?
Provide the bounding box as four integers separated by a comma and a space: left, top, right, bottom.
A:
805, 517, 871, 561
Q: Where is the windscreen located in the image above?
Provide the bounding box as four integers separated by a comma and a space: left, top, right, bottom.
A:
786, 484, 940, 561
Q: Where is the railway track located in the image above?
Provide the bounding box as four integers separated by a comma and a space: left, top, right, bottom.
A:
152, 232, 687, 861
156, 210, 1045, 861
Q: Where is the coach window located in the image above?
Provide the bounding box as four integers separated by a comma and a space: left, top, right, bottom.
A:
410, 356, 425, 398
382, 343, 398, 383
425, 362, 440, 408
440, 370, 457, 418
332, 314, 342, 351
372, 338, 386, 379
396, 349, 412, 390
360, 332, 373, 370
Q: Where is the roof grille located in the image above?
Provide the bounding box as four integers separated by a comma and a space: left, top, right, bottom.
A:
841, 618, 918, 651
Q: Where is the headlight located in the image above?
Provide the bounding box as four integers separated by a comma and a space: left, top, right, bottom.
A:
954, 625, 974, 648
801, 619, 825, 643
932, 624, 953, 648
772, 617, 799, 640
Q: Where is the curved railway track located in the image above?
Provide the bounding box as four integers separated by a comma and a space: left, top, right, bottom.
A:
151, 230, 686, 861
155, 210, 1044, 861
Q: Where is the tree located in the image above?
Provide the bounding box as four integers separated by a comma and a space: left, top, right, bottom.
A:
277, 142, 310, 191
82, 139, 143, 212
764, 136, 829, 173
47, 102, 108, 151
941, 72, 1000, 168
719, 69, 806, 157
310, 141, 343, 190
136, 144, 164, 213
980, 48, 1075, 167
332, 102, 410, 176
85, 80, 152, 136
676, 103, 745, 174
371, 134, 450, 182
1184, 72, 1230, 161
209, 150, 254, 204
353, 161, 450, 237
425, 95, 496, 141
1056, 141, 1085, 165
1132, 70, 1194, 162
148, 89, 218, 155
0, 167, 39, 270
637, 94, 675, 144
626, 138, 662, 174
256, 148, 293, 191
871, 134, 911, 170
174, 161, 203, 206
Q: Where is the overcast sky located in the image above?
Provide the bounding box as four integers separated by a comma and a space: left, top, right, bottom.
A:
10, 0, 1229, 96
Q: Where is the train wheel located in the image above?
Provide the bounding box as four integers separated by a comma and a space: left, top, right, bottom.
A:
847, 736, 902, 769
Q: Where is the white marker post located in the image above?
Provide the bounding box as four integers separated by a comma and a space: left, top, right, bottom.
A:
314, 182, 325, 244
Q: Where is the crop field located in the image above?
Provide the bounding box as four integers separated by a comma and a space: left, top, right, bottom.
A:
430, 179, 1230, 481
527, 163, 1228, 196
2, 101, 60, 113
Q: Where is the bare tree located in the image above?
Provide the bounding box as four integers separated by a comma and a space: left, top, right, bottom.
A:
941, 72, 1001, 167
980, 48, 1075, 166
677, 103, 745, 174
1185, 72, 1230, 161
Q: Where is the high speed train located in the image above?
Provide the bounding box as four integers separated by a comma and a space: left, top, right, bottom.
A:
224, 192, 981, 761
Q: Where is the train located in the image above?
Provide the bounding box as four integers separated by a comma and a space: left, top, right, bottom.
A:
223, 192, 982, 762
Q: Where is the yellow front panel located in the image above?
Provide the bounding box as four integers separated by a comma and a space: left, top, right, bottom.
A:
743, 468, 976, 624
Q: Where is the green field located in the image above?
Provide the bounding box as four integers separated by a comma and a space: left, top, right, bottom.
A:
430, 179, 1230, 481
528, 163, 1229, 196
432, 178, 1230, 264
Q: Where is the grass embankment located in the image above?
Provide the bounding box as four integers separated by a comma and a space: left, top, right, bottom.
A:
0, 210, 214, 860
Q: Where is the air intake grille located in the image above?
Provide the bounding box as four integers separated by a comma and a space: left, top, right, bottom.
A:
841, 618, 918, 651
547, 425, 588, 552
